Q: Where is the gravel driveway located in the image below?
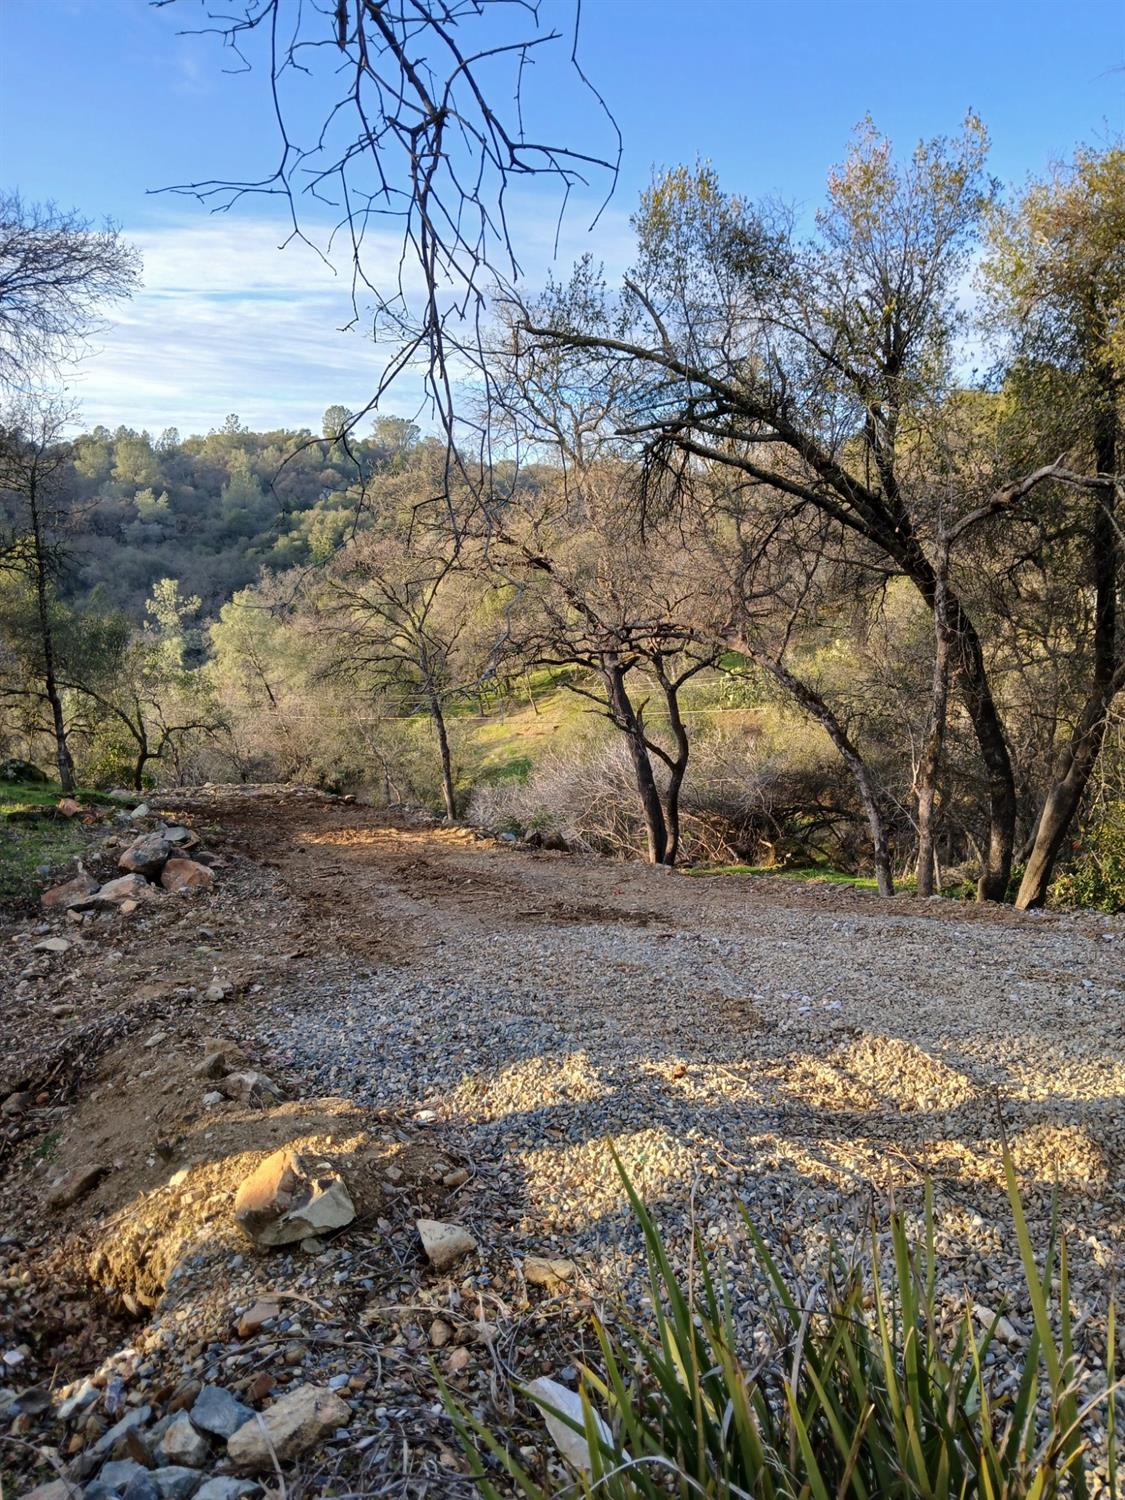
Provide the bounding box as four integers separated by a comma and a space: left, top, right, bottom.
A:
235, 810, 1123, 1393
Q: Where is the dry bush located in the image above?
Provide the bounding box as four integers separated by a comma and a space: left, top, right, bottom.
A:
470, 727, 874, 868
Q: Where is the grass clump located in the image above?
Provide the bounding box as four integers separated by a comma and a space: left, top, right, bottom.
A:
448, 1151, 1118, 1498
0, 779, 118, 906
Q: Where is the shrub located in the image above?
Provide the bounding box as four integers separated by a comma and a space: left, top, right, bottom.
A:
469, 729, 876, 869
447, 1152, 1118, 1498
1051, 803, 1125, 912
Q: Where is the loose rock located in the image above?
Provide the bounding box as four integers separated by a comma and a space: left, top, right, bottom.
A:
46, 1164, 108, 1211
235, 1299, 280, 1339
155, 1411, 210, 1468
194, 1481, 264, 1500
525, 1256, 576, 1288
40, 873, 100, 910
148, 1468, 205, 1500
88, 874, 152, 909
226, 1384, 351, 1470
32, 937, 73, 954
190, 1385, 254, 1440
233, 1149, 355, 1247
119, 833, 176, 880
161, 860, 215, 894
526, 1376, 614, 1473
416, 1218, 477, 1270
218, 1072, 281, 1108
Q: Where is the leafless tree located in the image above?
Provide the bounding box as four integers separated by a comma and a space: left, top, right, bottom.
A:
321, 527, 471, 821
0, 192, 140, 394
159, 0, 619, 531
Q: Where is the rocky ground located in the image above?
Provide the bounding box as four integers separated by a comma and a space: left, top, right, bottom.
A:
1, 786, 1123, 1497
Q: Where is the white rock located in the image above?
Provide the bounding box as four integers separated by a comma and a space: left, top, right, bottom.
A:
32, 937, 72, 954
973, 1303, 1019, 1344
525, 1376, 615, 1472
416, 1218, 477, 1270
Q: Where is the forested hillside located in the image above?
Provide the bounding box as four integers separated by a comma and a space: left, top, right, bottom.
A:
58, 412, 430, 615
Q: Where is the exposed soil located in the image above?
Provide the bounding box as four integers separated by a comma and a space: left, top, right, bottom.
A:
2, 786, 1123, 1495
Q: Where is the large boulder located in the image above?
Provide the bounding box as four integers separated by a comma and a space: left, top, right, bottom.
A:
226, 1385, 350, 1470
233, 1149, 355, 1248
88, 873, 153, 909
41, 872, 100, 909
119, 831, 176, 879
161, 859, 215, 893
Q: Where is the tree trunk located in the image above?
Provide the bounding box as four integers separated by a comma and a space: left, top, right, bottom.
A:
605, 662, 667, 865
1015, 700, 1117, 909
656, 669, 690, 867
133, 744, 149, 792
1017, 399, 1119, 908
915, 554, 953, 897
45, 674, 74, 793
428, 691, 456, 822
897, 538, 1016, 900
29, 481, 74, 793
755, 652, 894, 896
945, 596, 1015, 900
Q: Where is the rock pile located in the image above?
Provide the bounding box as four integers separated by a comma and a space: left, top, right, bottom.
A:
20, 1381, 348, 1498
40, 820, 219, 917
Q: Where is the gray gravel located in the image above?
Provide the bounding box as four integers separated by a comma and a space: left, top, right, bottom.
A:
260, 877, 1124, 1292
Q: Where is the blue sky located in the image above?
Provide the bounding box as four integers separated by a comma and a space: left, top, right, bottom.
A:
2, 0, 1122, 436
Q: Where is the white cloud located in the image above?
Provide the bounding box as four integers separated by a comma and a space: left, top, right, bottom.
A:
65, 214, 414, 434
63, 195, 635, 438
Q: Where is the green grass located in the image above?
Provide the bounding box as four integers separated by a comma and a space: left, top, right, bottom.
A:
456, 682, 590, 781
0, 781, 121, 816
0, 780, 120, 908
683, 861, 890, 891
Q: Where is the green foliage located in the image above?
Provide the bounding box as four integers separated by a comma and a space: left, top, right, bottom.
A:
474, 754, 534, 786
447, 1155, 1116, 1499
683, 862, 888, 890
0, 779, 117, 906
34, 419, 442, 618
1050, 803, 1125, 912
